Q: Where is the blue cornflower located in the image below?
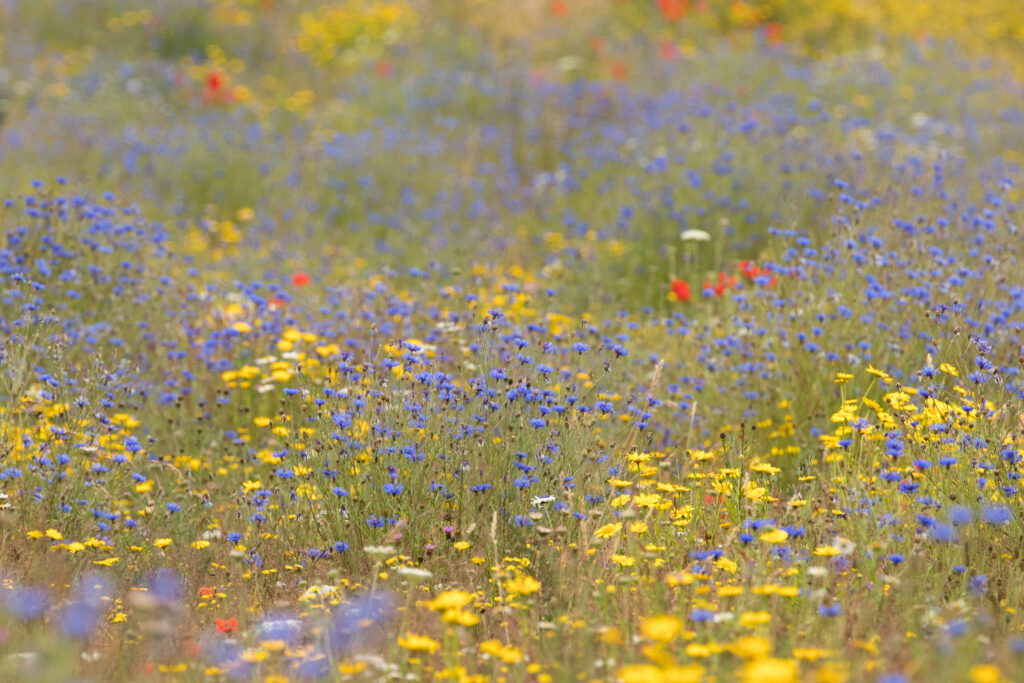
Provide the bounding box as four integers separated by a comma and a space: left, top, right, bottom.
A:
877, 675, 908, 683
818, 602, 842, 617
946, 619, 968, 637
930, 523, 958, 543
4, 587, 48, 620
688, 609, 714, 623
949, 506, 973, 526
58, 600, 100, 639
981, 504, 1012, 525
897, 480, 919, 495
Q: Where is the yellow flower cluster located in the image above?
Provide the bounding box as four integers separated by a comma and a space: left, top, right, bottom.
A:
296, 1, 418, 66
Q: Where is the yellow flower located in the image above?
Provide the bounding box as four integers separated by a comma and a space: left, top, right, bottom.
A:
253, 416, 272, 427
938, 362, 959, 377
866, 365, 892, 381
611, 554, 636, 567
442, 609, 479, 626
633, 493, 663, 508
629, 521, 649, 534
505, 575, 541, 596
616, 665, 663, 683
424, 590, 474, 612
714, 557, 738, 573
814, 545, 840, 557
479, 639, 522, 663
969, 665, 1003, 683
397, 633, 440, 654
739, 611, 772, 628
666, 571, 698, 587
685, 642, 720, 658
191, 540, 211, 550
760, 528, 789, 544
617, 664, 703, 683
154, 538, 173, 548
730, 635, 772, 659
337, 661, 367, 675
45, 528, 63, 541
640, 615, 682, 643
453, 540, 470, 550
66, 542, 86, 553
242, 480, 263, 494
241, 650, 269, 663
595, 522, 623, 539
750, 462, 781, 475
742, 658, 798, 683
93, 557, 120, 567
744, 481, 767, 502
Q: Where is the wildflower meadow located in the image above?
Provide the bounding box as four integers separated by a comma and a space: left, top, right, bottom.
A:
2, 1, 1024, 681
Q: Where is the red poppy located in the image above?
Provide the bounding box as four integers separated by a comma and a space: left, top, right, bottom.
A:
551, 0, 568, 16
764, 22, 784, 46
657, 0, 689, 20
671, 279, 691, 302
198, 586, 216, 599
206, 71, 223, 92
610, 61, 628, 81
202, 70, 233, 104
216, 617, 238, 633
291, 271, 311, 287
375, 60, 393, 77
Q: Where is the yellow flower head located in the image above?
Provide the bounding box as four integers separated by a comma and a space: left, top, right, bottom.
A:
640, 615, 682, 643
505, 575, 541, 596
397, 633, 440, 653
424, 590, 474, 612
760, 528, 789, 544
595, 522, 623, 539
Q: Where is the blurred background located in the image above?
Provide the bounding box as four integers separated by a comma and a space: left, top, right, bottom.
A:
1, 0, 1023, 309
